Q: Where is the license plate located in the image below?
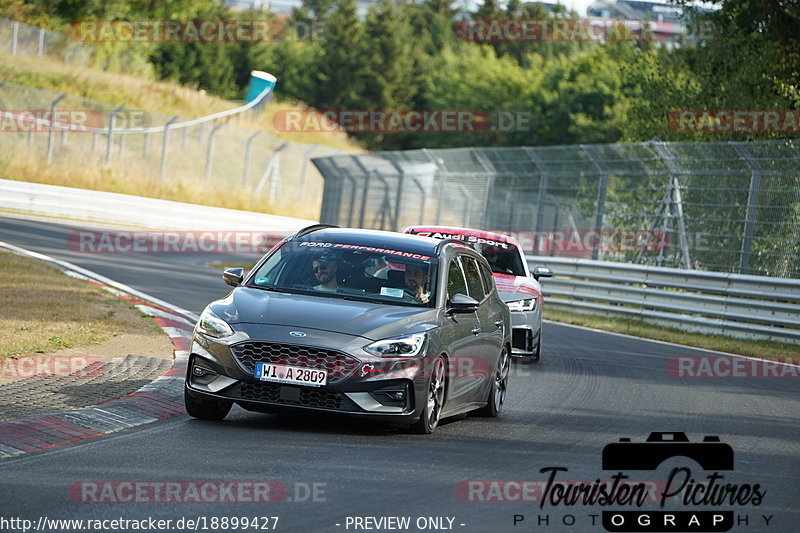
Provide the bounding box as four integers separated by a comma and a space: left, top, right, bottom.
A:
254, 362, 327, 387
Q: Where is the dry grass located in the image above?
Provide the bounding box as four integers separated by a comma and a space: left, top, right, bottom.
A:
545, 308, 800, 364
0, 52, 362, 219
0, 250, 161, 359
0, 150, 322, 219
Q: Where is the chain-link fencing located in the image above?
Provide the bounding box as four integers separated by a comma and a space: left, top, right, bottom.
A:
312, 141, 800, 278
1, 17, 344, 219
0, 79, 340, 217
0, 17, 91, 64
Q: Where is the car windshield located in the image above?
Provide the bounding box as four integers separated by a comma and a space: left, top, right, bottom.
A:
479, 243, 526, 276
246, 239, 438, 307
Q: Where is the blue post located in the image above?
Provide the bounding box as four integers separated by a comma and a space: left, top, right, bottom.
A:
245, 71, 278, 108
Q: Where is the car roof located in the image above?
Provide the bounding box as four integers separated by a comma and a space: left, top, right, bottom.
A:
294, 227, 446, 256
403, 225, 522, 248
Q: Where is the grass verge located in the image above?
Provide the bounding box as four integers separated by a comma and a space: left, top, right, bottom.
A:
0, 249, 161, 359
545, 308, 800, 364
0, 150, 320, 219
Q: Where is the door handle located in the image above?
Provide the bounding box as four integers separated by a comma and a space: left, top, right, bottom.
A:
494, 319, 503, 328
471, 327, 481, 335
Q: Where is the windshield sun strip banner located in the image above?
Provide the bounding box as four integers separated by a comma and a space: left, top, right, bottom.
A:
410, 231, 512, 249
298, 241, 431, 261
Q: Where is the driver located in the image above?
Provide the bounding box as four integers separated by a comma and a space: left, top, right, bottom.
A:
404, 263, 430, 304
312, 251, 339, 292
483, 245, 508, 273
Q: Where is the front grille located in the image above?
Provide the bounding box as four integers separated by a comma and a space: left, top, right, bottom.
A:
240, 382, 343, 410
232, 342, 360, 384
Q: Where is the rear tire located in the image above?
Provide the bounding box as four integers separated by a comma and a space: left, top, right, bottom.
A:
410, 356, 446, 434
476, 346, 509, 417
184, 388, 232, 421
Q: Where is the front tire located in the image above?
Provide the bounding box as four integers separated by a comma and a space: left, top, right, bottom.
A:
530, 329, 541, 362
476, 346, 509, 417
184, 388, 232, 421
410, 356, 446, 434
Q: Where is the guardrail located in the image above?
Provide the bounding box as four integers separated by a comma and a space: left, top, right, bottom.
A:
530, 256, 800, 344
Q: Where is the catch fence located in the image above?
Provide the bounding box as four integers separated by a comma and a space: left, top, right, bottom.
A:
312, 141, 800, 278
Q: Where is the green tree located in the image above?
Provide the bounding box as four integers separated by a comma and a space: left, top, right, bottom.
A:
356, 0, 417, 149
315, 0, 366, 109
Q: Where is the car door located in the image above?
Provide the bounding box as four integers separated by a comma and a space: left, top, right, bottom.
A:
460, 255, 503, 401
442, 256, 483, 409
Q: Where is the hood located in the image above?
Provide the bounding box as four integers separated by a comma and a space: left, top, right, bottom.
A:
492, 273, 542, 303
208, 287, 437, 341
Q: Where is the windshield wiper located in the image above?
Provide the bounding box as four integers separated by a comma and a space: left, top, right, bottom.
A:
248, 284, 289, 293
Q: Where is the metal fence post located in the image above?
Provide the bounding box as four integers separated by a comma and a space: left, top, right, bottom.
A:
46, 94, 66, 164
731, 142, 763, 274
105, 105, 124, 165
204, 122, 224, 189
299, 144, 319, 192
351, 156, 373, 229
38, 28, 45, 56
583, 145, 610, 261
159, 116, 178, 186
242, 131, 261, 187
143, 132, 150, 156
472, 149, 497, 229
522, 147, 549, 254
386, 155, 407, 231
254, 142, 288, 199
421, 149, 446, 224
10, 21, 18, 56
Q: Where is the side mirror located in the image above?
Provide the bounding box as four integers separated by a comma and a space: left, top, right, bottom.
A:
222, 267, 244, 287
532, 265, 553, 281
447, 293, 479, 314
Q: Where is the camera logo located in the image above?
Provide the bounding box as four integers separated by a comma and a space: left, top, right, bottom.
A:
602, 432, 734, 472
598, 433, 765, 533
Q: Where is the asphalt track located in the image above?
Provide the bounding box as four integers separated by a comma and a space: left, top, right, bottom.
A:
0, 214, 798, 533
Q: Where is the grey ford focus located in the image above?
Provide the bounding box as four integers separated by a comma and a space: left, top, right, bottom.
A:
185, 225, 512, 433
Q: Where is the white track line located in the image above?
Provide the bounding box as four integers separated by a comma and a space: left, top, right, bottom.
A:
544, 319, 800, 368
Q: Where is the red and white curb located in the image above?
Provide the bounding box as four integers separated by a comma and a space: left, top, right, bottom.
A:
0, 241, 198, 458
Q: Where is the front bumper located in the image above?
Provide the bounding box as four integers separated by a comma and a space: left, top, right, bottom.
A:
509, 309, 541, 357
186, 333, 431, 423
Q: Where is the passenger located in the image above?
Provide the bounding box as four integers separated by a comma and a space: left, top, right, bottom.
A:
404, 263, 430, 304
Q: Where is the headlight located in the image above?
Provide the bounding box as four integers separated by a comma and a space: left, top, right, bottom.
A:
506, 298, 536, 312
196, 308, 234, 338
364, 333, 427, 357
